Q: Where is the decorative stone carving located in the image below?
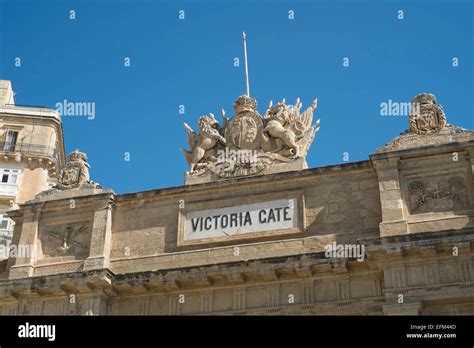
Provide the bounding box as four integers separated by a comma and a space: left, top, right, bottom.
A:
41, 223, 90, 258
56, 149, 99, 190
181, 115, 227, 173
407, 175, 468, 213
378, 93, 474, 153
57, 150, 89, 189
408, 93, 446, 134
181, 95, 320, 181
33, 149, 109, 202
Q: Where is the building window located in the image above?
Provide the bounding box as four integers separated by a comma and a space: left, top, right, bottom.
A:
3, 130, 18, 152
0, 168, 20, 197
0, 213, 13, 249
0, 214, 10, 231
0, 168, 19, 184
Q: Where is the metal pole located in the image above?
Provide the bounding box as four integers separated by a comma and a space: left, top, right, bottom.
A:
242, 31, 250, 97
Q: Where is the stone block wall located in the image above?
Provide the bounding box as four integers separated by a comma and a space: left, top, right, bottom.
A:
0, 139, 473, 315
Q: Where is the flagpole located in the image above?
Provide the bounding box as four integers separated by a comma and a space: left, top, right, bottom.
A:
242, 31, 250, 97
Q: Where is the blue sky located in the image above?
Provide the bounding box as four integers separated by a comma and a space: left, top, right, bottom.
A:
0, 0, 472, 193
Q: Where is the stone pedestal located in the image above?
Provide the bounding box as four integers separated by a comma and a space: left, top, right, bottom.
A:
184, 157, 308, 185
7, 187, 114, 279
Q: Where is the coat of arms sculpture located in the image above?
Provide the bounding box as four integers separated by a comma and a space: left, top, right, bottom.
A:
378, 93, 474, 153
56, 149, 99, 190
408, 93, 446, 134
180, 32, 321, 183
181, 95, 320, 183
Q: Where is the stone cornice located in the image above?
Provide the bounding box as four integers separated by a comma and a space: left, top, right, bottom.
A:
370, 139, 474, 161
8, 190, 115, 221
0, 106, 61, 121
116, 160, 372, 203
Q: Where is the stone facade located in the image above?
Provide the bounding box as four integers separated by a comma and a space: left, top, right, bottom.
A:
0, 91, 473, 315
0, 81, 65, 252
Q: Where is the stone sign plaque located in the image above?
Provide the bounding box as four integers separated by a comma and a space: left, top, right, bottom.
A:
179, 198, 300, 246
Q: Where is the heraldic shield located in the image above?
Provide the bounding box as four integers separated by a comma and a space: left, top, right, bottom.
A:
225, 111, 263, 150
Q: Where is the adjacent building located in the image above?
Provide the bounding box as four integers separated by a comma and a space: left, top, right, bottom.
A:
0, 81, 64, 253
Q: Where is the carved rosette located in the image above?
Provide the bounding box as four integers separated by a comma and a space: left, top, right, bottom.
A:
181, 95, 320, 180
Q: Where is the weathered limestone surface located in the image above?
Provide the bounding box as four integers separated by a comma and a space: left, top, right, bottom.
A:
0, 93, 473, 315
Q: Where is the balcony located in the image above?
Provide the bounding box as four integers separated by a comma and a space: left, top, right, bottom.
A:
0, 183, 18, 197
0, 142, 60, 174
0, 142, 59, 161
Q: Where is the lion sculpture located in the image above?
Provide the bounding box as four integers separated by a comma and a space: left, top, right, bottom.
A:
181, 114, 226, 173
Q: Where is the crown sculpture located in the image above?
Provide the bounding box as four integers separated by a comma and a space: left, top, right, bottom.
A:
181, 95, 320, 184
